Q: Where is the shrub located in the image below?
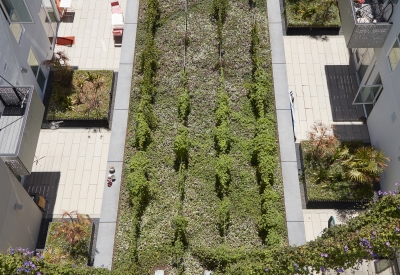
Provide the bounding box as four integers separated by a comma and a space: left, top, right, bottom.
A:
306, 122, 339, 161
215, 153, 232, 196
178, 163, 186, 200
217, 197, 231, 237
174, 125, 190, 162
134, 112, 152, 150
128, 151, 151, 215
258, 186, 286, 246
215, 121, 232, 153
285, 0, 340, 27
337, 146, 389, 186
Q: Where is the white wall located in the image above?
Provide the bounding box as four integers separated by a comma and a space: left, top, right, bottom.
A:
0, 160, 42, 252
0, 0, 56, 99
366, 4, 400, 191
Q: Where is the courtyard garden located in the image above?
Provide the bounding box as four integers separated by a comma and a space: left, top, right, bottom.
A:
302, 123, 388, 201
45, 53, 113, 120
113, 0, 286, 273
285, 0, 341, 28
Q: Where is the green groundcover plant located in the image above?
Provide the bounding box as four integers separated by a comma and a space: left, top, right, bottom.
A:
48, 70, 113, 120
285, 0, 341, 27
1, 187, 400, 274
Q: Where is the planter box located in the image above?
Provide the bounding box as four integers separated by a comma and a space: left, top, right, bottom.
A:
297, 142, 373, 209
44, 221, 95, 267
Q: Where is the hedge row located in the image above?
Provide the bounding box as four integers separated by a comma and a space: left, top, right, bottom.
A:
249, 22, 285, 246
134, 0, 160, 149
128, 0, 160, 264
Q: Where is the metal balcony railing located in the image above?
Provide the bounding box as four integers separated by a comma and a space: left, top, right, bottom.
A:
337, 0, 394, 48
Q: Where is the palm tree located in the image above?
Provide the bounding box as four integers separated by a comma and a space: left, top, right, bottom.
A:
337, 146, 389, 185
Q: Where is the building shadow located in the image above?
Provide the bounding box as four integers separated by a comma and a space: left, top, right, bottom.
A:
324, 64, 365, 122
23, 172, 60, 249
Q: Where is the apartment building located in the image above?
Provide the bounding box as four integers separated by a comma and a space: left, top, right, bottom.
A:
0, 0, 59, 251
338, 0, 400, 191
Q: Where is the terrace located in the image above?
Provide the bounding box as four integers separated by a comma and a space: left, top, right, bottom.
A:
337, 0, 394, 48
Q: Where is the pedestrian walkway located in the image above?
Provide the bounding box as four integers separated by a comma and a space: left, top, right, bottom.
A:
55, 0, 127, 70
93, 0, 139, 268
267, 0, 306, 246
284, 36, 370, 142
24, 128, 111, 218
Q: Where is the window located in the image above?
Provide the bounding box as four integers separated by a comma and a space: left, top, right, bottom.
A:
0, 0, 33, 23
27, 49, 46, 92
9, 22, 24, 43
353, 48, 374, 82
388, 34, 400, 71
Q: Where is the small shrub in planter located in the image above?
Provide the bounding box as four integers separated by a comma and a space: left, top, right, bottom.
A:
44, 211, 93, 267
302, 123, 389, 201
47, 70, 113, 120
285, 0, 341, 28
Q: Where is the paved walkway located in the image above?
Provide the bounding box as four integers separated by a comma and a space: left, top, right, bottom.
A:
24, 129, 111, 218
284, 36, 370, 142
55, 0, 127, 70
267, 0, 306, 246
93, 0, 139, 268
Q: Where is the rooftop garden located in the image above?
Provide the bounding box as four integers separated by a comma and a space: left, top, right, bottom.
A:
285, 0, 341, 28
112, 0, 287, 272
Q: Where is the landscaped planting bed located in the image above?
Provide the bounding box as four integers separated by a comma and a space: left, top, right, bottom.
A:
285, 0, 340, 28
113, 0, 286, 273
47, 70, 113, 120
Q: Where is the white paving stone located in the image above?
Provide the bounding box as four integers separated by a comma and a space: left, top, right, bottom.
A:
30, 129, 111, 217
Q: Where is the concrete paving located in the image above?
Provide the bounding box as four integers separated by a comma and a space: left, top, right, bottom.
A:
55, 0, 127, 70
284, 36, 370, 142
24, 128, 111, 218
267, 0, 306, 246
93, 0, 139, 269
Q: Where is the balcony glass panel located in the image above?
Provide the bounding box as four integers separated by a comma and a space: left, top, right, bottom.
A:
354, 85, 382, 104
0, 0, 33, 23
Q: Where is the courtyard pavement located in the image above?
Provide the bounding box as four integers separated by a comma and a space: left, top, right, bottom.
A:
54, 0, 127, 70
284, 36, 370, 142
24, 128, 111, 219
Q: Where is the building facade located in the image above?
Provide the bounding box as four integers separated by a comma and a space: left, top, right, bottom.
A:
0, 0, 60, 251
338, 0, 400, 191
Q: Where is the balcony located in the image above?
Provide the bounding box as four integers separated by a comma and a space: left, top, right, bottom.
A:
337, 0, 394, 48
0, 86, 44, 175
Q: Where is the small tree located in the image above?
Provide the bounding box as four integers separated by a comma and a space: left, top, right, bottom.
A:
42, 51, 72, 86
52, 211, 92, 246
306, 122, 340, 161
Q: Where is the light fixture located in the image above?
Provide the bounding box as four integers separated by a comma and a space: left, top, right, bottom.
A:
20, 67, 28, 73
15, 204, 23, 210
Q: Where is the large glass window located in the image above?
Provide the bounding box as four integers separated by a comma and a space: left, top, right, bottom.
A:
27, 49, 46, 92
39, 0, 58, 44
0, 0, 33, 23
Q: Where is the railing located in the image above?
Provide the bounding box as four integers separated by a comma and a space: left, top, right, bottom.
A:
353, 0, 393, 23
337, 0, 393, 48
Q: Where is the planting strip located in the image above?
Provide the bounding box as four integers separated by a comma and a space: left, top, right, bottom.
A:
266, 0, 306, 246
93, 0, 139, 269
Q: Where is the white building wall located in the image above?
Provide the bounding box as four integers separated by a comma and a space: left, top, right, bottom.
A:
0, 160, 42, 252
366, 4, 400, 191
0, 0, 57, 99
